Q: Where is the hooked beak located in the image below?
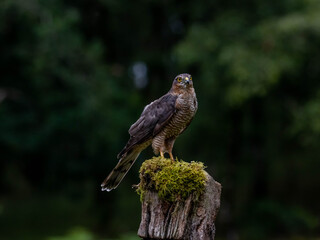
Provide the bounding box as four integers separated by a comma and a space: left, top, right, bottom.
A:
185, 78, 190, 85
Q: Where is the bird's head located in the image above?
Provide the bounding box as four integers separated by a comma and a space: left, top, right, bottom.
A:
172, 73, 193, 90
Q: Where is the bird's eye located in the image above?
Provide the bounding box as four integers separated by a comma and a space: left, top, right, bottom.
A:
177, 77, 182, 82
189, 77, 192, 81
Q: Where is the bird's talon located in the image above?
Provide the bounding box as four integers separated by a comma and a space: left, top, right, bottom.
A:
132, 183, 139, 189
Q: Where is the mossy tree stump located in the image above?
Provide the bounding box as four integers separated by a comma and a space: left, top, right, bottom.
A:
136, 157, 221, 240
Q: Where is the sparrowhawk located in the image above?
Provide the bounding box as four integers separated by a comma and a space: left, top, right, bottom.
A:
101, 73, 198, 191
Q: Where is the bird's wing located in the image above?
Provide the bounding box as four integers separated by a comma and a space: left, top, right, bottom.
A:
117, 93, 177, 158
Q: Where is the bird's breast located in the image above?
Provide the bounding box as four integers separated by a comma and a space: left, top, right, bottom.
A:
163, 92, 197, 138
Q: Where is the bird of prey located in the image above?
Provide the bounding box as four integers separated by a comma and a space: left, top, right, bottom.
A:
101, 73, 197, 191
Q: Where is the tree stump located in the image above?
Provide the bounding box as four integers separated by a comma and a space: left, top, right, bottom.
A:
137, 160, 221, 240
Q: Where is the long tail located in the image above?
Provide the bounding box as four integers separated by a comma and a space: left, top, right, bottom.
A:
101, 149, 141, 191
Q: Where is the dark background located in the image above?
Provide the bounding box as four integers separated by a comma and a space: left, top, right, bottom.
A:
0, 0, 319, 239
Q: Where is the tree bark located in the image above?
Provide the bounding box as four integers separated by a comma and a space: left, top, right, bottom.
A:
138, 173, 221, 240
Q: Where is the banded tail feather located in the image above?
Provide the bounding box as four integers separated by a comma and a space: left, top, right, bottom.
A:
101, 149, 141, 191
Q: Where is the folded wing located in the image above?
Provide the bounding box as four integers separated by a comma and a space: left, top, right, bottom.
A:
118, 93, 177, 158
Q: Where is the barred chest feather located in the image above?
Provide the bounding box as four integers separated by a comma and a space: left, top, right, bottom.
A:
163, 91, 197, 138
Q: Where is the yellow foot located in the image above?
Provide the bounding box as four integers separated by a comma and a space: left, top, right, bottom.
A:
169, 152, 175, 163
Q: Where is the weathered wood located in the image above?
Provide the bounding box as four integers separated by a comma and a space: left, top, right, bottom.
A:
138, 173, 221, 240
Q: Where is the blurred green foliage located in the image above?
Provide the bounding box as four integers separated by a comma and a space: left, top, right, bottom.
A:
0, 0, 320, 239
47, 227, 139, 240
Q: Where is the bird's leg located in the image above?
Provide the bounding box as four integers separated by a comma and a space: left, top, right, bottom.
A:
160, 151, 164, 158
169, 152, 175, 162
166, 138, 176, 163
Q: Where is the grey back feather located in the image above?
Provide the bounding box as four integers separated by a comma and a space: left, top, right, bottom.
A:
117, 93, 177, 159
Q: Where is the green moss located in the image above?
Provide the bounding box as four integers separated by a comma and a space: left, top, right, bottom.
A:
137, 157, 207, 202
